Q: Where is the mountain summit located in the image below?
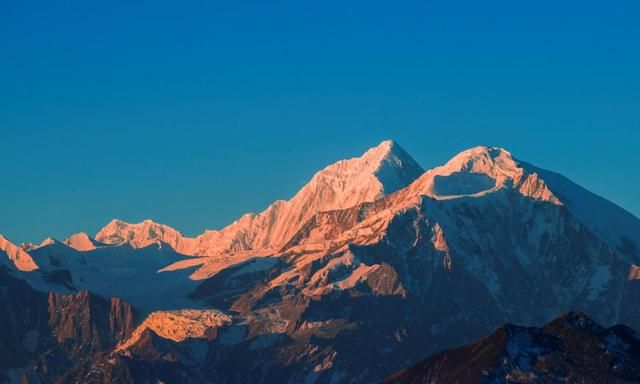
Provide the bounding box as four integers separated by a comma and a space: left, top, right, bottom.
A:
96, 219, 184, 250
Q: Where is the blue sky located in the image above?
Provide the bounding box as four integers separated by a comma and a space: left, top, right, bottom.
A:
1, 0, 639, 243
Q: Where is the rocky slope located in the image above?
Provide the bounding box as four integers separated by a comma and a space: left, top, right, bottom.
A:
0, 268, 136, 383
382, 311, 640, 384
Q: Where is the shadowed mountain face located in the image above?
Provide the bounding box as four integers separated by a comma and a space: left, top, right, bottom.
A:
382, 312, 640, 384
2, 141, 640, 383
0, 269, 136, 384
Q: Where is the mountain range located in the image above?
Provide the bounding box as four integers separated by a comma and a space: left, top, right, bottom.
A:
1, 140, 639, 383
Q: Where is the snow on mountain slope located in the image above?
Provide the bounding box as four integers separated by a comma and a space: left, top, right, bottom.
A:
400, 145, 639, 261
96, 140, 423, 261
117, 309, 232, 351
400, 146, 561, 204
523, 162, 640, 262
163, 144, 636, 281
27, 240, 202, 313
63, 232, 104, 251
0, 234, 38, 271
268, 146, 567, 258
37, 237, 59, 248
413, 146, 639, 260
96, 219, 185, 250
190, 162, 636, 383
212, 145, 637, 341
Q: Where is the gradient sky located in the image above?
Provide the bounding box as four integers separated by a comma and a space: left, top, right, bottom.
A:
1, 0, 639, 243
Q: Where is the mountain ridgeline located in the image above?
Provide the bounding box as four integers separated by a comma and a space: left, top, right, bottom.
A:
382, 311, 640, 384
1, 140, 639, 383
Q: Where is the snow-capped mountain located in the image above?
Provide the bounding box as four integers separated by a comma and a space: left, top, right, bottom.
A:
95, 140, 423, 259
63, 232, 104, 251
2, 140, 640, 384
96, 219, 186, 250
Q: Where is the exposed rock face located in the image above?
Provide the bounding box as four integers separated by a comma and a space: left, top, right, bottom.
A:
117, 309, 231, 350
0, 269, 136, 383
48, 290, 136, 358
382, 312, 640, 384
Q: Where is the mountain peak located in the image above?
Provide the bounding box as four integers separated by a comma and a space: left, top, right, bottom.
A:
439, 145, 520, 179
400, 145, 562, 205
38, 237, 60, 248
96, 219, 184, 249
545, 311, 605, 334
0, 234, 39, 271
364, 140, 425, 195
359, 139, 398, 163
63, 232, 102, 251
315, 140, 423, 198
259, 140, 423, 241
163, 140, 425, 261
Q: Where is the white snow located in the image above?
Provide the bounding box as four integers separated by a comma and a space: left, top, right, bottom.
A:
94, 141, 423, 263
27, 241, 202, 313
523, 162, 640, 261
63, 232, 102, 251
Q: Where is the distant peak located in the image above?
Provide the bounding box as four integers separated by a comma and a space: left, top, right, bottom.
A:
376, 139, 395, 149
361, 140, 402, 162
64, 232, 101, 251
0, 234, 39, 271
308, 140, 423, 199
403, 145, 562, 205
447, 145, 513, 165
106, 218, 130, 227
96, 218, 184, 249
436, 145, 520, 181
101, 218, 165, 230
39, 237, 60, 247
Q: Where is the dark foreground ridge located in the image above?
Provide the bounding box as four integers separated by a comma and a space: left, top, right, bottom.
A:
382, 311, 640, 384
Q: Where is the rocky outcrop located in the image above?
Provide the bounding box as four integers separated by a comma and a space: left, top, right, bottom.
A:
0, 269, 136, 383
48, 290, 136, 358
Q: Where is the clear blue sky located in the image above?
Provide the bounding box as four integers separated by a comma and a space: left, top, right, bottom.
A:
1, 0, 639, 243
